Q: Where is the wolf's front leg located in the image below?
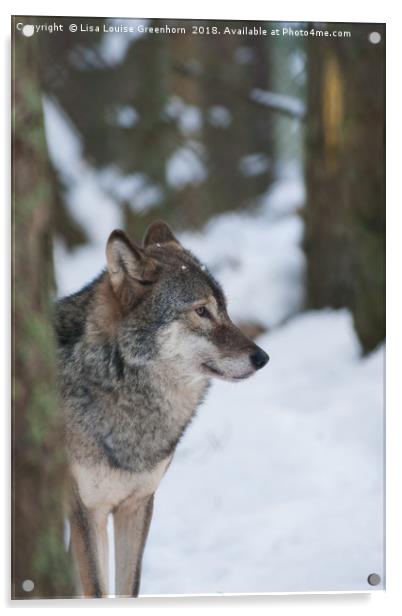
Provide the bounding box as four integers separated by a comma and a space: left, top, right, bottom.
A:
114, 493, 154, 597
69, 493, 109, 598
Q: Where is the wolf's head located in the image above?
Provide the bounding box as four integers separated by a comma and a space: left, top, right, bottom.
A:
100, 221, 269, 382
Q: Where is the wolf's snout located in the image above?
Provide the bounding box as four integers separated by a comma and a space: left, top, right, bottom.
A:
250, 348, 269, 370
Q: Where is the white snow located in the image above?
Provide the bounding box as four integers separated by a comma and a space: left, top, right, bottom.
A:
98, 19, 149, 66
141, 310, 384, 594
165, 96, 203, 134
259, 169, 306, 219
238, 153, 271, 177
109, 104, 139, 128
166, 144, 206, 189
250, 88, 306, 119
100, 167, 163, 214
208, 105, 232, 128
289, 49, 307, 83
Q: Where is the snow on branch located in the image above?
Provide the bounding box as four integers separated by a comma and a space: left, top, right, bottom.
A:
249, 88, 306, 119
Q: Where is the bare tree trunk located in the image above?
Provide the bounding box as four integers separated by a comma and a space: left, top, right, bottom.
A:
303, 23, 385, 353
12, 19, 75, 599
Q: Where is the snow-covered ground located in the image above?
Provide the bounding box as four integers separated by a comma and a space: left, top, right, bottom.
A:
43, 97, 384, 596
141, 310, 384, 595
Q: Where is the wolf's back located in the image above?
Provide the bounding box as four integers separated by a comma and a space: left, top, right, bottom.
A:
53, 274, 102, 350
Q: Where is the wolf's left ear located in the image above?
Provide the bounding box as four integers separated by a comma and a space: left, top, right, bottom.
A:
143, 220, 182, 249
106, 230, 159, 304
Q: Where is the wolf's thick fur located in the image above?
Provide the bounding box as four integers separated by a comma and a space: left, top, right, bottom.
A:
55, 221, 269, 597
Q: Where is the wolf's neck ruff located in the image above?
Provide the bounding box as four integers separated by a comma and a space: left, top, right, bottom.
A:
57, 301, 209, 473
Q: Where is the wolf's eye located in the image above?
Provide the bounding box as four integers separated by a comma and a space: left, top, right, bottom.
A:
195, 306, 211, 319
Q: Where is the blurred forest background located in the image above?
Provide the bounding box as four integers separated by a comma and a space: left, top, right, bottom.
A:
12, 17, 385, 598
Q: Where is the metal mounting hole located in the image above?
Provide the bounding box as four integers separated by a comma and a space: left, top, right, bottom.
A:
22, 25, 35, 37
22, 579, 34, 592
367, 573, 381, 586
368, 32, 381, 44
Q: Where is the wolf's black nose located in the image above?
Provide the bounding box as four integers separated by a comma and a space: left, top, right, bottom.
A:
250, 349, 269, 370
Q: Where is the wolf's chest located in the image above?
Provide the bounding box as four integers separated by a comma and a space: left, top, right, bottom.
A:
65, 363, 209, 474
71, 456, 171, 513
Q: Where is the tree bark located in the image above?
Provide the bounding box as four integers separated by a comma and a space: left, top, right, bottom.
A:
12, 19, 75, 599
303, 23, 385, 353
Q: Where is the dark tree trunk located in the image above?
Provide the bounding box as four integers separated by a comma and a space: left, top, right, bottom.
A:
303, 23, 385, 353
12, 19, 75, 599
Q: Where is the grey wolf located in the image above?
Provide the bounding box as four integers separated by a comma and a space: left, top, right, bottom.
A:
54, 221, 269, 598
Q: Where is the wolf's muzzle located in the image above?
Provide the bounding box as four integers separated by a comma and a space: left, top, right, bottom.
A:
250, 349, 269, 370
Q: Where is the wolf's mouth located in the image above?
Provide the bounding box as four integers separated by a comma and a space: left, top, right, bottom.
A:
201, 362, 224, 377
201, 363, 252, 381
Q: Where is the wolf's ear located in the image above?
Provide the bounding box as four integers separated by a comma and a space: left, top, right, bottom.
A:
143, 220, 182, 249
106, 230, 159, 302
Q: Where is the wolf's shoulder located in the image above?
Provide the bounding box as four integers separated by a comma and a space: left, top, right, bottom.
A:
53, 272, 104, 348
